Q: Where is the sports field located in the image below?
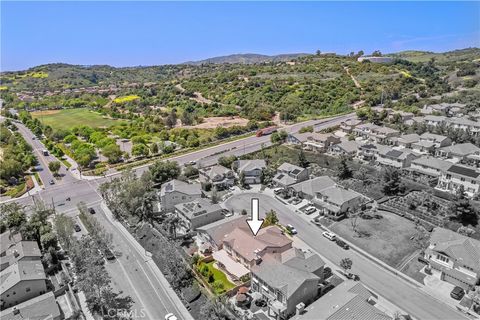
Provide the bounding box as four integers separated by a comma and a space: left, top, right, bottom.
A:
31, 108, 125, 130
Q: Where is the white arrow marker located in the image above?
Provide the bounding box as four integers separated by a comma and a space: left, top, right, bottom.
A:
247, 198, 264, 236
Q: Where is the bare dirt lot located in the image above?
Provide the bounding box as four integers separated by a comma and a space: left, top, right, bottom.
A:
181, 116, 249, 129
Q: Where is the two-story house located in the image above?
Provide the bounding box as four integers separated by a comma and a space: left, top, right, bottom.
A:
447, 118, 480, 136
0, 241, 42, 272
436, 164, 480, 197
424, 115, 447, 127
313, 186, 365, 220
0, 261, 48, 310
302, 133, 341, 153
340, 119, 362, 134
234, 159, 266, 184
328, 140, 360, 158
199, 165, 235, 190
289, 176, 336, 200
273, 163, 309, 188
391, 133, 420, 149
0, 292, 62, 320
251, 248, 324, 319
375, 147, 419, 169
357, 143, 390, 162
159, 179, 202, 213
175, 198, 224, 231
409, 157, 452, 179
436, 143, 480, 163
424, 228, 480, 290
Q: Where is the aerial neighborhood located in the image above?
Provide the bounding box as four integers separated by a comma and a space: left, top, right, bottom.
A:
1, 3, 480, 319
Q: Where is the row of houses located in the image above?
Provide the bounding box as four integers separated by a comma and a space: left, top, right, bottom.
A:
0, 231, 62, 319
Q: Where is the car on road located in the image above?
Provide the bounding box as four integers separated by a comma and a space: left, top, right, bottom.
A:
346, 273, 360, 281
165, 313, 178, 320
89, 208, 96, 214
450, 286, 465, 300
228, 186, 236, 191
74, 224, 81, 232
185, 161, 196, 166
286, 224, 297, 235
322, 231, 336, 241
49, 179, 55, 185
304, 206, 316, 215
290, 198, 302, 205
32, 137, 36, 140
335, 239, 349, 250
223, 210, 234, 217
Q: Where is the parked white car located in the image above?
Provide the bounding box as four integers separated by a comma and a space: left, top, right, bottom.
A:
286, 224, 298, 235
322, 231, 336, 241
304, 206, 316, 215
273, 188, 283, 195
165, 313, 178, 320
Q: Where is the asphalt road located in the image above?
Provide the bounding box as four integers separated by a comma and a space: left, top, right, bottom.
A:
224, 192, 468, 320
13, 120, 76, 188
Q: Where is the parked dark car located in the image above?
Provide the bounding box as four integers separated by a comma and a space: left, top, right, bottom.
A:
89, 208, 96, 214
346, 273, 360, 281
417, 256, 429, 264
450, 286, 465, 300
104, 248, 116, 260
254, 299, 267, 307
323, 267, 332, 279
74, 224, 81, 232
335, 239, 350, 250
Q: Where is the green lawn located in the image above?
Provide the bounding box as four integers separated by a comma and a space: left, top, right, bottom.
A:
197, 261, 235, 295
31, 108, 125, 130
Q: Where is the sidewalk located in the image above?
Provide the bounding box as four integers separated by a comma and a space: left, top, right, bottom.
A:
100, 202, 194, 320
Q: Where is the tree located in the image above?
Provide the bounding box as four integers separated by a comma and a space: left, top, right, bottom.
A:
238, 172, 246, 187
340, 257, 353, 274
382, 168, 402, 196
183, 165, 199, 178
134, 191, 157, 224
263, 210, 278, 227
218, 155, 237, 169
150, 142, 159, 155
132, 143, 149, 157
449, 185, 478, 226
101, 144, 122, 164
149, 160, 180, 185
53, 214, 75, 252
371, 50, 382, 57
1, 203, 27, 230
199, 297, 231, 320
298, 149, 309, 168
337, 157, 353, 180
165, 110, 177, 128
350, 213, 360, 234
270, 130, 288, 144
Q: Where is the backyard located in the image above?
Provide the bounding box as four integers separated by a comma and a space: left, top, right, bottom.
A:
330, 210, 428, 268
31, 108, 125, 130
196, 260, 236, 295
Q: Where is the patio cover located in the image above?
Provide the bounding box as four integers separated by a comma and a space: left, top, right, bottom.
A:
212, 249, 250, 279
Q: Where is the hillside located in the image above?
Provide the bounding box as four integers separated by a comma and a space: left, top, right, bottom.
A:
183, 53, 310, 65
1, 48, 479, 123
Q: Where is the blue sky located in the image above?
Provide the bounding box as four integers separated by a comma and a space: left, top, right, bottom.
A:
1, 1, 479, 71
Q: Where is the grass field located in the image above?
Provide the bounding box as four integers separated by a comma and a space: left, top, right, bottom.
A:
197, 261, 235, 295
330, 210, 425, 268
31, 108, 124, 130
113, 95, 140, 103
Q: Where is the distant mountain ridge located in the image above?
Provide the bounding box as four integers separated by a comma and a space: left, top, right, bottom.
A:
183, 53, 311, 65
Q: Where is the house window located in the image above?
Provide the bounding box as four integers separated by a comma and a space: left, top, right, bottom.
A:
460, 178, 465, 182
436, 254, 449, 263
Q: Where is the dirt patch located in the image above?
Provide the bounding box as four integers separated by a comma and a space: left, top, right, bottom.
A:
31, 109, 61, 116
181, 116, 249, 129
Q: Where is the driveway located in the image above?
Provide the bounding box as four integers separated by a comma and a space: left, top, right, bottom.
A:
224, 192, 467, 320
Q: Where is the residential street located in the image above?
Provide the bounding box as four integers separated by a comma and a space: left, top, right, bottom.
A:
224, 192, 469, 320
